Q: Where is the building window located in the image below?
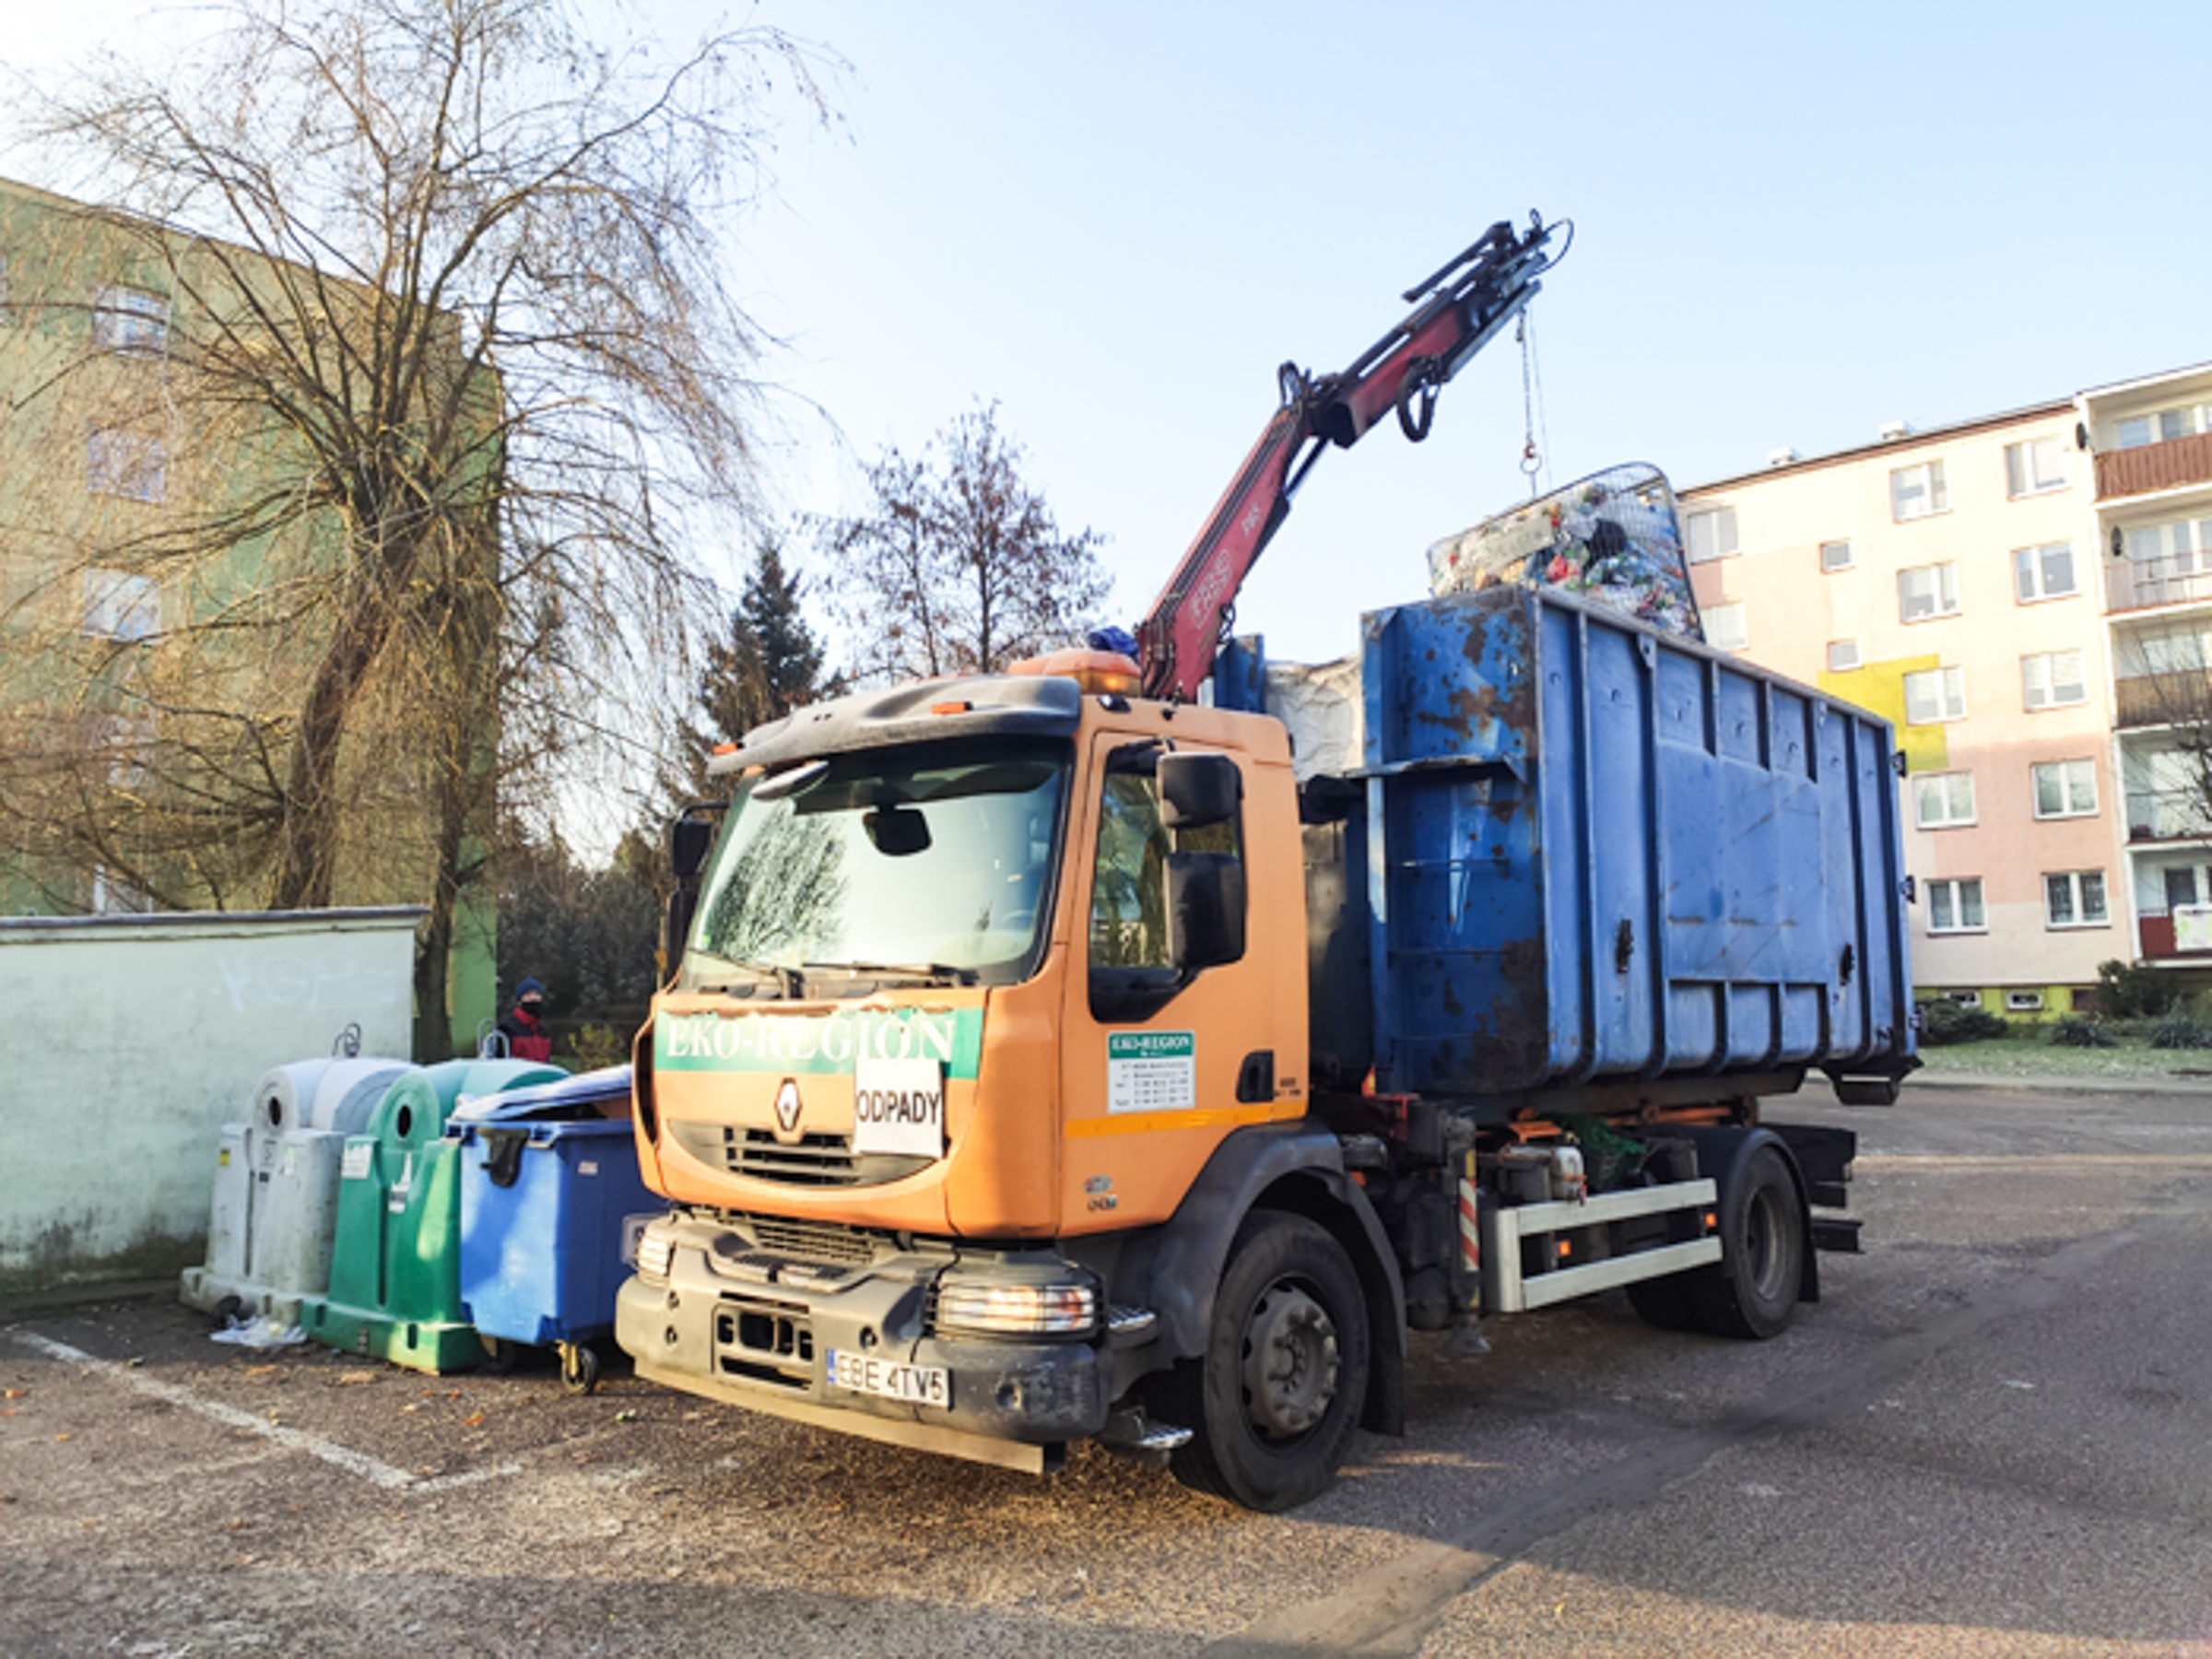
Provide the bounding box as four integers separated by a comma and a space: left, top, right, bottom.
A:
2020, 650, 2087, 711
2044, 870, 2109, 928
1890, 459, 1948, 522
90, 286, 170, 356
1827, 639, 1861, 672
1904, 666, 1967, 725
1703, 602, 1747, 652
82, 569, 159, 641
1819, 539, 1854, 572
2031, 759, 2098, 819
2013, 542, 2077, 603
1687, 507, 1738, 565
2117, 406, 2209, 450
86, 428, 166, 503
2124, 518, 2212, 575
1913, 771, 1976, 830
2005, 990, 2046, 1012
1927, 877, 1986, 934
2004, 438, 2067, 498
1898, 561, 1960, 622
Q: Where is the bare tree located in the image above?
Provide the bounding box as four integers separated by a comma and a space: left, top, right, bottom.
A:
0, 0, 836, 1044
818, 402, 1112, 684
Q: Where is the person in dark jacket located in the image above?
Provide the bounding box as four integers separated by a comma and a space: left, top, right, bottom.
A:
497, 978, 554, 1063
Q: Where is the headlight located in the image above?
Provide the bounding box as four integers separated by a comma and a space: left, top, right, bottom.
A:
935, 1276, 1099, 1337
635, 1227, 675, 1283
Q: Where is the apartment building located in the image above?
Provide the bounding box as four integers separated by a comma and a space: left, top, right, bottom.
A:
2080, 362, 2212, 971
1677, 397, 2129, 1015
0, 175, 497, 1049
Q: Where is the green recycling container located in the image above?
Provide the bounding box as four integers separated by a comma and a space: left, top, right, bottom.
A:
300, 1057, 565, 1372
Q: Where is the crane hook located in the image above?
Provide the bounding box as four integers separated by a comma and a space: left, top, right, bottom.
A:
1397, 356, 1441, 442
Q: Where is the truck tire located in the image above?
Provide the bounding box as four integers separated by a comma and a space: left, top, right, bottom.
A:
1688, 1144, 1804, 1340
1161, 1208, 1370, 1512
1624, 1274, 1699, 1333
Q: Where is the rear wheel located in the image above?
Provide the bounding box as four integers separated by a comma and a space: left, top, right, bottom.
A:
1689, 1145, 1805, 1339
1163, 1209, 1369, 1512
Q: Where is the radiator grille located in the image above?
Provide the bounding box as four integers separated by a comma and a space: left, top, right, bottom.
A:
749, 1218, 883, 1267
667, 1119, 931, 1189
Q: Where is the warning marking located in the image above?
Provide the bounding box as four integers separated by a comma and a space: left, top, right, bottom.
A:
6, 1329, 519, 1495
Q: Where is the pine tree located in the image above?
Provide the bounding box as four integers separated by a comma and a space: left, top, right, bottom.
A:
686, 536, 828, 790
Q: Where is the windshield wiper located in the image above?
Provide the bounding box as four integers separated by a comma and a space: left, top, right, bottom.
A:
801, 959, 979, 988
691, 956, 804, 998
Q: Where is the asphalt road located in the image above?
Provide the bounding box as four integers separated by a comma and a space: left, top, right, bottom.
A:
5, 1080, 2210, 1656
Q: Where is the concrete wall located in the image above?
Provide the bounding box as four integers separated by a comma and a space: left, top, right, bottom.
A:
0, 908, 421, 1294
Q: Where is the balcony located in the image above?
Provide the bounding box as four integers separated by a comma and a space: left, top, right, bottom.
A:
2096, 430, 2212, 501
2105, 554, 2212, 614
2113, 673, 2212, 731
2136, 912, 2212, 959
2125, 787, 2212, 841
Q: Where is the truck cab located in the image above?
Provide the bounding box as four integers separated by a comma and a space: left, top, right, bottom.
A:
619, 651, 1386, 1504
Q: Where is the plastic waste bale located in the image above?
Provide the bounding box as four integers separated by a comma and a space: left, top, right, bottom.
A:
1428, 463, 1705, 642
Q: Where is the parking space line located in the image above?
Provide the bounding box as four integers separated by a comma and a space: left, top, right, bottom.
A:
6, 1328, 520, 1494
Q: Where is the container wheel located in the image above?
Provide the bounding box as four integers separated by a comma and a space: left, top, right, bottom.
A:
1690, 1144, 1805, 1340
1162, 1209, 1369, 1512
478, 1336, 521, 1375
559, 1342, 601, 1395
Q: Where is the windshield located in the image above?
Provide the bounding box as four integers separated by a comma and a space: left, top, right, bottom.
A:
681, 736, 1068, 992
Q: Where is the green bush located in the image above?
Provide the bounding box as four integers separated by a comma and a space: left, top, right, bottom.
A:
2049, 1013, 2118, 1049
2149, 1012, 2212, 1050
2095, 959, 2186, 1020
1918, 998, 2009, 1045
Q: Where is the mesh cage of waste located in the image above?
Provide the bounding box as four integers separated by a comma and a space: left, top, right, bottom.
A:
300, 1056, 565, 1373
454, 1065, 655, 1394
181, 1055, 414, 1326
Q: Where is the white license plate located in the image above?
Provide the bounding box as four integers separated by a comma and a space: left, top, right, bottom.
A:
827, 1348, 949, 1407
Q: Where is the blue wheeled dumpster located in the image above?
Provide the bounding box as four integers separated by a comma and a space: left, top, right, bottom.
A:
300, 1056, 566, 1371
453, 1065, 654, 1393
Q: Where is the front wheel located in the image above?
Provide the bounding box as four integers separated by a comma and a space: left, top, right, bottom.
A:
1163, 1209, 1370, 1512
1689, 1144, 1806, 1339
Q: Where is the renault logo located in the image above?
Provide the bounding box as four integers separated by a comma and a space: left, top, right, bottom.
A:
772, 1077, 804, 1141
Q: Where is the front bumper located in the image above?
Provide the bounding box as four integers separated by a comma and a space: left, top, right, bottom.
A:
614, 1213, 1110, 1467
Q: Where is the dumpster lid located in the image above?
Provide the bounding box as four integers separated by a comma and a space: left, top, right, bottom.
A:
448, 1065, 634, 1125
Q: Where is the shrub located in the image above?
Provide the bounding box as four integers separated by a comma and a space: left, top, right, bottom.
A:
1918, 998, 2009, 1045
2049, 1013, 2118, 1049
2149, 1012, 2212, 1051
567, 1022, 633, 1072
2094, 959, 2185, 1020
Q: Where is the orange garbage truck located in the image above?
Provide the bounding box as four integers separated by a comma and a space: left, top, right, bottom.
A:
614, 222, 1918, 1511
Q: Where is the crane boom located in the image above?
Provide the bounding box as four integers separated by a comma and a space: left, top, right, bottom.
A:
1135, 215, 1564, 701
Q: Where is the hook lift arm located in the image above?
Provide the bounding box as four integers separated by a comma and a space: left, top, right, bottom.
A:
1135, 213, 1568, 702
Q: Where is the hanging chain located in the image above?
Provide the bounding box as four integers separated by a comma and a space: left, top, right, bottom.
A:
1517, 313, 1546, 494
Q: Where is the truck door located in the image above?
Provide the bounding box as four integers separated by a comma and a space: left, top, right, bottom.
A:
1057, 734, 1300, 1233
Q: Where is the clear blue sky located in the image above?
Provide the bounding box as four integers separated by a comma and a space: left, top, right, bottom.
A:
709, 0, 2212, 663
12, 2, 2212, 666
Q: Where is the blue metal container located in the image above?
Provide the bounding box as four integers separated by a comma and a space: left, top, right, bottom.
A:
453, 1065, 658, 1392
1228, 582, 1916, 1104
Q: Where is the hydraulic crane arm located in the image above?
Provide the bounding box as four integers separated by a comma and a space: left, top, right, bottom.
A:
1136, 214, 1566, 701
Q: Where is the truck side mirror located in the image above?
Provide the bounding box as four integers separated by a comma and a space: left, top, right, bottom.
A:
1169, 850, 1246, 970
1159, 751, 1241, 830
670, 815, 714, 883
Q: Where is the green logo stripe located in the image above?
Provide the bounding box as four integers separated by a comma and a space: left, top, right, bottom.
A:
655, 1008, 983, 1079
